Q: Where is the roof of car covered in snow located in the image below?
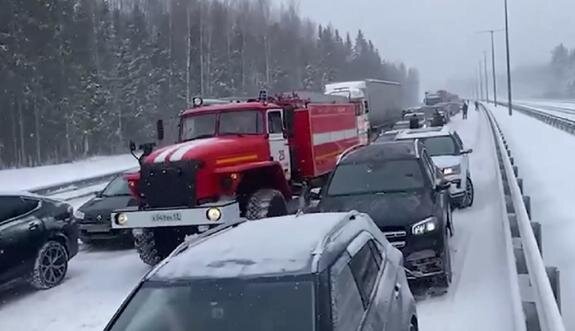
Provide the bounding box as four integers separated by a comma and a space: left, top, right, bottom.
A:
340, 141, 420, 164
148, 212, 384, 281
395, 126, 453, 140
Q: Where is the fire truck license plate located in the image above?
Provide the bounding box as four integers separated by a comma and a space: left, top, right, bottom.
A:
151, 212, 183, 223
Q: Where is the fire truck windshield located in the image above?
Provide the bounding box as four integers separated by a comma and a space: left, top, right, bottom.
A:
180, 110, 264, 141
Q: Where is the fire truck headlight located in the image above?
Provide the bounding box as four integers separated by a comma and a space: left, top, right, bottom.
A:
206, 208, 222, 222
115, 213, 128, 226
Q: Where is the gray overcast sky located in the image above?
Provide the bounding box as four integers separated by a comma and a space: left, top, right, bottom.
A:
278, 0, 575, 94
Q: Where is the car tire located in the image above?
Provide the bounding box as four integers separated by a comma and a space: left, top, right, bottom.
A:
28, 240, 69, 290
134, 228, 179, 266
410, 317, 419, 331
463, 176, 474, 208
246, 189, 288, 220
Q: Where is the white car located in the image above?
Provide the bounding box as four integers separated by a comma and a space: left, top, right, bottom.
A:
395, 127, 474, 208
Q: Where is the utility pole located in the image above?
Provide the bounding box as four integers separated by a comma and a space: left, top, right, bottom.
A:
478, 62, 484, 101
490, 31, 498, 106
477, 29, 503, 106
484, 52, 490, 102
504, 0, 513, 115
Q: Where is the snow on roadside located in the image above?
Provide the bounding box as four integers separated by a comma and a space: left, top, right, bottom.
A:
491, 104, 574, 330
0, 248, 149, 331
0, 155, 138, 192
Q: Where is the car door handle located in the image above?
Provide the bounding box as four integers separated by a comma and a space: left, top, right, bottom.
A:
28, 222, 40, 231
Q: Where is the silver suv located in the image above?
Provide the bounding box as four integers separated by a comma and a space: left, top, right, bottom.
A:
104, 212, 418, 331
395, 127, 474, 208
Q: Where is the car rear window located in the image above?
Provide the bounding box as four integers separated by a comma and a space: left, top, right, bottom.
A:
327, 159, 425, 196
108, 279, 315, 331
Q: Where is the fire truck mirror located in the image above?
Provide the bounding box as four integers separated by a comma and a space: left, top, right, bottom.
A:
156, 119, 165, 141
129, 140, 136, 152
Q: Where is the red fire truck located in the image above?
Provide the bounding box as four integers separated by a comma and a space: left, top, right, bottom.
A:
112, 93, 360, 265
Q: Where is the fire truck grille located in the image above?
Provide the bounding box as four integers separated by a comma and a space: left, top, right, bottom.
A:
139, 160, 201, 209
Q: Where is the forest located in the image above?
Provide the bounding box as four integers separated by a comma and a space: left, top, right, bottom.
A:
0, 0, 420, 168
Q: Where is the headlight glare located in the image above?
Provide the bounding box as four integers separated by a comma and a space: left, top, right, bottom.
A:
74, 210, 85, 220
115, 213, 128, 225
412, 217, 438, 235
442, 165, 461, 175
206, 208, 222, 222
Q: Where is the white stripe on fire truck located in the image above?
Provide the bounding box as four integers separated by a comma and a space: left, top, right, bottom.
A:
154, 145, 181, 163
312, 128, 358, 146
168, 138, 215, 162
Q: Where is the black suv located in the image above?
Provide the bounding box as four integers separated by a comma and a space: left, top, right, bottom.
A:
0, 193, 78, 289
317, 141, 453, 290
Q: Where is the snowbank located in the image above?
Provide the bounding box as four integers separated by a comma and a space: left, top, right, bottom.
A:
0, 155, 138, 192
491, 104, 574, 329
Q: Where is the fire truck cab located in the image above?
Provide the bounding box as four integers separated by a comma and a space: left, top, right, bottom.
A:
113, 93, 360, 265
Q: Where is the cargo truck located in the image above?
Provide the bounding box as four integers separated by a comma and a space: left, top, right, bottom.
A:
325, 79, 402, 143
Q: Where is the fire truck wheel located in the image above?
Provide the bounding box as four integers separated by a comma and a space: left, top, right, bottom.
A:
246, 189, 288, 220
134, 228, 175, 266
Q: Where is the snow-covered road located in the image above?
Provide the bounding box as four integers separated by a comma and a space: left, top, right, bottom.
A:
491, 104, 574, 330
418, 107, 515, 330
0, 111, 518, 331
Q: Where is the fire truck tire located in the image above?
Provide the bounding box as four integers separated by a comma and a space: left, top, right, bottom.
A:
134, 228, 175, 266
246, 189, 288, 220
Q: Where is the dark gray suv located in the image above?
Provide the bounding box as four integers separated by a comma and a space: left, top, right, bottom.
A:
104, 212, 418, 331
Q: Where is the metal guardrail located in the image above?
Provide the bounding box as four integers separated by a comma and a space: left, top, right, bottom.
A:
484, 105, 565, 331
495, 101, 575, 135
29, 170, 132, 200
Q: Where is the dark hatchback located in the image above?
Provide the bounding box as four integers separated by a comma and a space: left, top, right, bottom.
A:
75, 174, 136, 245
0, 193, 78, 289
317, 141, 454, 290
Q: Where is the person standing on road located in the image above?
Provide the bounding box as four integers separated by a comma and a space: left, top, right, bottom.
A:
475, 101, 480, 111
462, 101, 469, 120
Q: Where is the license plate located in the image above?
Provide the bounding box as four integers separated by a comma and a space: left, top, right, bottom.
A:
151, 212, 183, 223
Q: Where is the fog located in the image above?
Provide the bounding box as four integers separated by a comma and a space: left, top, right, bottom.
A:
281, 0, 575, 97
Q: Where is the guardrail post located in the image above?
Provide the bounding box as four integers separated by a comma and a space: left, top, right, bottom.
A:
523, 195, 532, 219
546, 266, 561, 311
531, 222, 542, 254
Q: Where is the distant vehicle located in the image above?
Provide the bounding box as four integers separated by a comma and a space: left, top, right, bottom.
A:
104, 212, 418, 331
392, 120, 412, 131
0, 193, 78, 289
75, 173, 137, 245
395, 127, 474, 208
316, 141, 453, 291
325, 79, 403, 142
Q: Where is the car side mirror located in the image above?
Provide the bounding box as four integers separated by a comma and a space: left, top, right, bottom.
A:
156, 119, 165, 141
461, 148, 473, 155
129, 140, 137, 152
95, 191, 103, 198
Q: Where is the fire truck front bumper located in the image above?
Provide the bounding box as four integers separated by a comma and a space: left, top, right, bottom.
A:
110, 201, 241, 229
